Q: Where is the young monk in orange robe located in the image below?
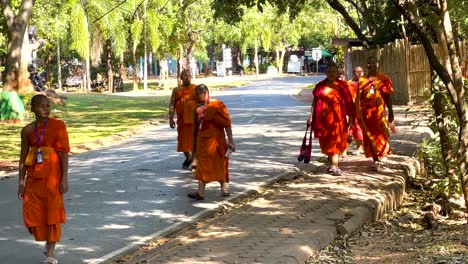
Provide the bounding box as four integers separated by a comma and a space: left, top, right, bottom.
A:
347, 66, 364, 154
355, 56, 394, 170
309, 63, 355, 176
188, 84, 235, 200
18, 94, 70, 264
169, 69, 198, 169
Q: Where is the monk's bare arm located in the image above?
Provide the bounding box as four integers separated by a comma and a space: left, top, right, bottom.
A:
308, 99, 316, 125
58, 152, 69, 194
18, 126, 31, 199
169, 87, 178, 128
192, 110, 199, 158
225, 126, 235, 152
383, 93, 394, 122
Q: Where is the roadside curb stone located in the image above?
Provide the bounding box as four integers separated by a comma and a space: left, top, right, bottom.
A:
113, 154, 420, 264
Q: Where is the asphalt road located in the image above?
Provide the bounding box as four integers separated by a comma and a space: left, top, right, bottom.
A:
0, 75, 324, 263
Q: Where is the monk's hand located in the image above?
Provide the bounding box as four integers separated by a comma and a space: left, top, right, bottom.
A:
17, 183, 25, 200
348, 117, 354, 129
60, 181, 69, 194
228, 142, 236, 152
169, 119, 176, 129
388, 111, 394, 123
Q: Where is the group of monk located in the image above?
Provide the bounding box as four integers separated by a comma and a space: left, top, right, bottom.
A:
16, 59, 391, 263
169, 69, 235, 200
309, 56, 394, 175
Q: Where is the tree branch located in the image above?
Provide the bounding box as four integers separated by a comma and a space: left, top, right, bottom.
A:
326, 0, 371, 49
15, 0, 36, 26
0, 0, 15, 29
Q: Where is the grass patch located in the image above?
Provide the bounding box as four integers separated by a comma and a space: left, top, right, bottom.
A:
1, 93, 169, 161
1, 79, 249, 161
121, 78, 249, 92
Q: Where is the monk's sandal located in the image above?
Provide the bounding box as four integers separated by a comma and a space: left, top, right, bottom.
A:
188, 192, 204, 200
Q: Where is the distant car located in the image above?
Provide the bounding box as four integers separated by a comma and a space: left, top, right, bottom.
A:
64, 76, 82, 87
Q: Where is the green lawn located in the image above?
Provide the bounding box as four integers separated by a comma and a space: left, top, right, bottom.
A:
0, 93, 169, 161
1, 79, 249, 161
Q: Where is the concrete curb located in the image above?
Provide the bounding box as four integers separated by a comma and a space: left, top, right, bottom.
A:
100, 168, 303, 264
337, 156, 420, 236
105, 157, 420, 263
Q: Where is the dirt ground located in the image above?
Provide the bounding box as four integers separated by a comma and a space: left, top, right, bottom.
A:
307, 187, 467, 264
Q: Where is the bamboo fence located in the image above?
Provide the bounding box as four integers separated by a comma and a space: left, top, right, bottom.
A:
345, 39, 468, 105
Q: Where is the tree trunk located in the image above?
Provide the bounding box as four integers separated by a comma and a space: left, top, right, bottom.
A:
85, 57, 91, 91
132, 40, 138, 91
1, 0, 36, 92
431, 70, 458, 195
439, 0, 468, 212
57, 38, 62, 90
19, 29, 34, 92
393, 0, 468, 211
254, 38, 259, 77
433, 20, 458, 197
106, 39, 114, 93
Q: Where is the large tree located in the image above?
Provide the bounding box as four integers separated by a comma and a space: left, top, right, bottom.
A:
391, 0, 467, 212
1, 0, 36, 92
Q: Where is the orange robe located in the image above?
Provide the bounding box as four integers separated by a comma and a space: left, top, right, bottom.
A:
175, 84, 197, 152
23, 118, 70, 242
348, 80, 363, 141
355, 73, 394, 158
194, 99, 231, 183
312, 80, 355, 155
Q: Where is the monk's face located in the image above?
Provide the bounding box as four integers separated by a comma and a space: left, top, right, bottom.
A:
326, 66, 338, 82
32, 98, 51, 119
197, 89, 209, 104
353, 67, 364, 80
367, 58, 378, 73
181, 71, 191, 86
337, 69, 345, 80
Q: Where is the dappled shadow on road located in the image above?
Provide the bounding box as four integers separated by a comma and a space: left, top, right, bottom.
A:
1, 87, 430, 263
106, 100, 428, 263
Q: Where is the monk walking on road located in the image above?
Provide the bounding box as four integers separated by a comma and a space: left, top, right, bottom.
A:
355, 56, 395, 170
18, 94, 70, 264
188, 84, 235, 200
169, 69, 198, 169
348, 66, 365, 154
309, 62, 355, 176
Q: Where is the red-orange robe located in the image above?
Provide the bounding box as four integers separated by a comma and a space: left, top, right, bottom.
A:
348, 80, 363, 141
355, 73, 394, 158
311, 80, 355, 155
23, 118, 70, 242
175, 84, 197, 152
194, 99, 231, 183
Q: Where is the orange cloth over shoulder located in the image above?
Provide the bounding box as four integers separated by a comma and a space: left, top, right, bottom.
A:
23, 118, 70, 242
348, 80, 363, 141
313, 81, 353, 155
194, 99, 231, 183
175, 84, 197, 152
355, 73, 394, 158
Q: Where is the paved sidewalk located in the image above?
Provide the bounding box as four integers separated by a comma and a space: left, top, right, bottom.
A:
109, 105, 429, 264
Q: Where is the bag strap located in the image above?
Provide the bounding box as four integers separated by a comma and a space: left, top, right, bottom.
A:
302, 122, 310, 146
308, 124, 313, 147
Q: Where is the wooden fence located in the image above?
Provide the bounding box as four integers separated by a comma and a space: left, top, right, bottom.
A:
344, 39, 468, 105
